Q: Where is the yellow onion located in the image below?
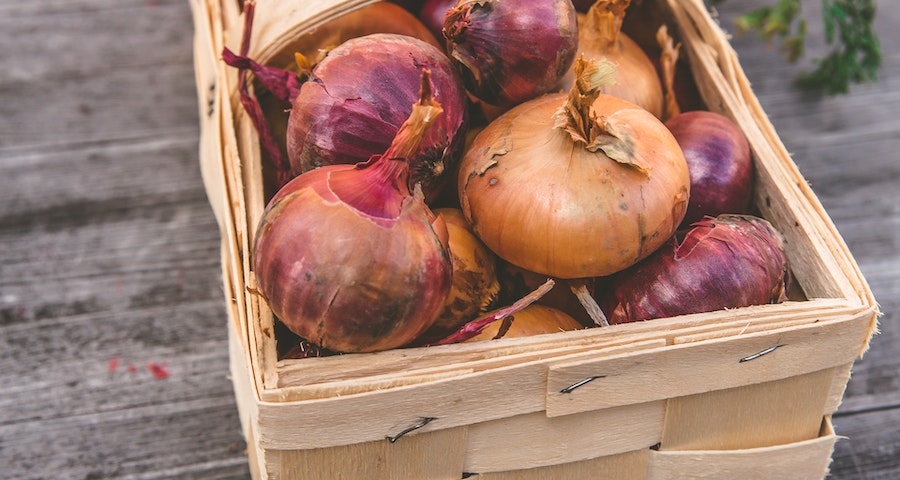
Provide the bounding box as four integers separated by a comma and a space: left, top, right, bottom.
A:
253, 73, 452, 353
433, 279, 556, 344
497, 261, 595, 327
420, 207, 501, 341
561, 0, 663, 118
458, 58, 690, 279
463, 304, 583, 342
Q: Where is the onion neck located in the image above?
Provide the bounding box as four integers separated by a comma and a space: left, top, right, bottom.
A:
554, 57, 650, 176
329, 70, 444, 220
583, 0, 630, 51
554, 57, 617, 146
657, 24, 682, 121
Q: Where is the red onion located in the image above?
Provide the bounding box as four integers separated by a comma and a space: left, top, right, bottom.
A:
442, 0, 578, 108
254, 74, 453, 353
599, 215, 790, 324
665, 111, 753, 226
420, 0, 457, 46
286, 33, 468, 203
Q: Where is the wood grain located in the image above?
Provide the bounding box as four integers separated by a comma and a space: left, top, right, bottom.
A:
0, 1, 895, 479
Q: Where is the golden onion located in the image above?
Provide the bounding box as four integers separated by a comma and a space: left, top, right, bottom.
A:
458, 58, 690, 279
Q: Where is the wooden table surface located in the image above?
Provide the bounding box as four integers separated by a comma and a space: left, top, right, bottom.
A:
1, 1, 897, 478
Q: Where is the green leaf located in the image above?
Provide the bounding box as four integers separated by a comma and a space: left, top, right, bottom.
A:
722, 0, 882, 95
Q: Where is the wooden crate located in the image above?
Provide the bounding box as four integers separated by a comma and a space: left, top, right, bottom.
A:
189, 0, 880, 478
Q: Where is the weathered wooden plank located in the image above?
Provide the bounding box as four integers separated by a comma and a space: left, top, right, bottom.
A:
0, 1, 192, 80
0, 1, 198, 151
0, 65, 199, 150
0, 395, 249, 480
830, 408, 900, 480
0, 0, 251, 478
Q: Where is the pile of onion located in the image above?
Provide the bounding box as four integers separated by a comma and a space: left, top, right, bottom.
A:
286, 33, 468, 202
253, 72, 452, 353
560, 0, 664, 118
442, 0, 579, 108
599, 214, 790, 324
458, 57, 690, 280
235, 2, 797, 353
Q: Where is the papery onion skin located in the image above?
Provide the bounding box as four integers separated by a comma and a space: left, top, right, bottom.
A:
458, 90, 690, 279
286, 33, 467, 202
442, 0, 578, 108
422, 207, 501, 340
665, 111, 753, 226
463, 304, 583, 342
599, 214, 790, 324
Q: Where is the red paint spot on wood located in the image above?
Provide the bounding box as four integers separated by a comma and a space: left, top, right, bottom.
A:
147, 362, 169, 379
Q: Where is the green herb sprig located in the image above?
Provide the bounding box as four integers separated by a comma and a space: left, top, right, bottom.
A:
713, 0, 882, 95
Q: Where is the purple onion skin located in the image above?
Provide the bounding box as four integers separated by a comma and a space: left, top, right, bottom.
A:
420, 0, 457, 46
286, 34, 468, 202
665, 111, 753, 226
443, 0, 578, 108
599, 215, 790, 324
253, 166, 453, 353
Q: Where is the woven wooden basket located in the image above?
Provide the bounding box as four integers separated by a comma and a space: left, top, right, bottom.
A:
190, 0, 880, 478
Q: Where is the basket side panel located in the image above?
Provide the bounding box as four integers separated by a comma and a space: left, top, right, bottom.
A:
546, 311, 871, 417
659, 367, 835, 450
275, 426, 467, 480
463, 401, 663, 473
190, 0, 227, 231
646, 421, 836, 480
470, 449, 649, 480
